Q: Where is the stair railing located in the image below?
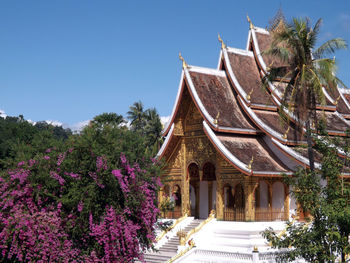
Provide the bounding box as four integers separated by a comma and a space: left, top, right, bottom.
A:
156, 212, 188, 242
178, 210, 215, 246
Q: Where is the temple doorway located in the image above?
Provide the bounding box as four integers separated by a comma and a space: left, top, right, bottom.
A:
223, 183, 245, 221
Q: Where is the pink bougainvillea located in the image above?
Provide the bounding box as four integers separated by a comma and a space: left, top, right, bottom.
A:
0, 151, 161, 262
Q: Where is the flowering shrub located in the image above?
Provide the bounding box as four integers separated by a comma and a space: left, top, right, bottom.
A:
0, 148, 161, 262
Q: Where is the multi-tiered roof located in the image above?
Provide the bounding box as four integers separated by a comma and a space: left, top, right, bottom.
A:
158, 18, 350, 177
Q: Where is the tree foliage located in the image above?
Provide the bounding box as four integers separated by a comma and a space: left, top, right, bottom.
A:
0, 115, 71, 169
263, 17, 347, 171
0, 102, 164, 262
263, 132, 350, 262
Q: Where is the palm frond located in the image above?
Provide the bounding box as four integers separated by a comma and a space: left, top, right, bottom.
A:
313, 38, 348, 59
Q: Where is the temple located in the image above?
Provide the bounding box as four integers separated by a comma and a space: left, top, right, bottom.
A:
156, 17, 350, 222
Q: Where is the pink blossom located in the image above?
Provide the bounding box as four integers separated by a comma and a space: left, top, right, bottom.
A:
78, 201, 84, 212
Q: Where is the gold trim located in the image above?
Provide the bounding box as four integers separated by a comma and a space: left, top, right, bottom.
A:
179, 210, 216, 246
282, 126, 290, 139
247, 156, 254, 170
335, 95, 341, 105
213, 112, 220, 125
156, 213, 188, 242
246, 88, 254, 101
218, 34, 226, 50
179, 52, 188, 69
166, 239, 196, 263
247, 15, 254, 29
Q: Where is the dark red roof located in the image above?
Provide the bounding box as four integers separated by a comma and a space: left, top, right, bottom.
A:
226, 51, 275, 107
188, 69, 257, 131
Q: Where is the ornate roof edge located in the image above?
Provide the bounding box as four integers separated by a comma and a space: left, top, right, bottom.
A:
237, 95, 305, 145
338, 87, 350, 111
203, 121, 292, 176
223, 47, 279, 111
157, 123, 174, 159
185, 66, 257, 134
163, 64, 259, 137
271, 138, 321, 169
221, 48, 250, 105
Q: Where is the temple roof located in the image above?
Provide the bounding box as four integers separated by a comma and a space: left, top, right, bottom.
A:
222, 47, 275, 109
203, 121, 292, 176
159, 18, 350, 175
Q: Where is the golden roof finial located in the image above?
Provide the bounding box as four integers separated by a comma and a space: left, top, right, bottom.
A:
247, 156, 254, 170
282, 126, 290, 139
247, 14, 254, 29
335, 95, 341, 105
179, 52, 188, 69
213, 112, 220, 125
246, 88, 254, 101
218, 34, 227, 50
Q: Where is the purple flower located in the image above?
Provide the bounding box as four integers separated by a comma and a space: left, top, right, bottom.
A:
78, 201, 84, 212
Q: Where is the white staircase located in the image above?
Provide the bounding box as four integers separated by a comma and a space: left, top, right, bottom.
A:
141, 219, 204, 263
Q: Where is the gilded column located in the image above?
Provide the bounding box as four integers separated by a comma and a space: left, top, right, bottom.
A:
244, 177, 257, 221
181, 138, 189, 215
216, 155, 224, 220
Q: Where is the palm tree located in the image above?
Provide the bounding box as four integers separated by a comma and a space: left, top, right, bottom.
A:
263, 17, 347, 171
144, 108, 163, 152
127, 101, 146, 132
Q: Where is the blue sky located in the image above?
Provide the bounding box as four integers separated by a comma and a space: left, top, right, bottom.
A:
1, 0, 349, 130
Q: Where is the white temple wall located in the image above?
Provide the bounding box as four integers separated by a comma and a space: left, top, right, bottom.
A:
259, 181, 269, 208
190, 184, 196, 212
212, 181, 217, 211
199, 181, 209, 219
272, 182, 284, 209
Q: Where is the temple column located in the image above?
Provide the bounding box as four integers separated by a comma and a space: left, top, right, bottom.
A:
244, 177, 257, 221
181, 139, 189, 216
215, 155, 223, 220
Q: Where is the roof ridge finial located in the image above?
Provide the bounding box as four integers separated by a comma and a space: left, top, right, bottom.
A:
218, 34, 227, 50
335, 95, 341, 105
247, 14, 254, 30
179, 52, 188, 69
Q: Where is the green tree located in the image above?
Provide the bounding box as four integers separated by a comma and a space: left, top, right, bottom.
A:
263, 17, 347, 171
263, 133, 350, 262
127, 101, 146, 132
91, 112, 125, 129
144, 107, 163, 153
0, 116, 71, 169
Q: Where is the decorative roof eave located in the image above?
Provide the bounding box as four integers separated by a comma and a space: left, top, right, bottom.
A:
237, 95, 306, 145
223, 47, 278, 111
250, 26, 269, 75
271, 138, 321, 169
184, 66, 259, 135
251, 31, 337, 112
162, 71, 185, 136
203, 121, 292, 177
156, 123, 174, 159
338, 87, 350, 113
162, 63, 259, 137
222, 47, 250, 105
